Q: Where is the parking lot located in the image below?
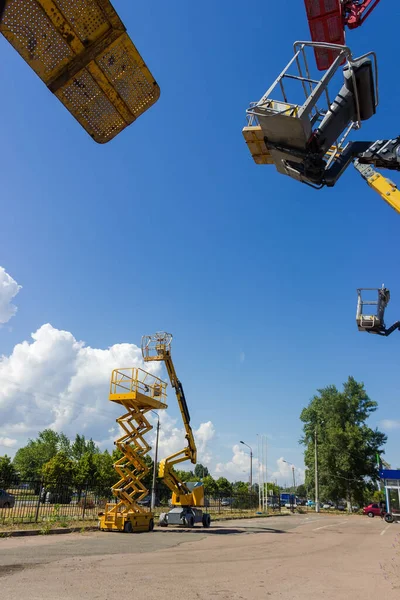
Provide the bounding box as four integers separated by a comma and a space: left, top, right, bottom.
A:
0, 513, 398, 599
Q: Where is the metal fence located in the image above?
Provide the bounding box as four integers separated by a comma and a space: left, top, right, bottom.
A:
0, 480, 281, 524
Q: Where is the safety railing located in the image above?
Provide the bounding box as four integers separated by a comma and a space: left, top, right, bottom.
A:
109, 367, 167, 404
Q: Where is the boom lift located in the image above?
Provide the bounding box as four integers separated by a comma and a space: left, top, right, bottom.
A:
356, 286, 400, 336
243, 41, 400, 214
98, 367, 167, 533
304, 1, 382, 70
141, 332, 211, 528
0, 0, 160, 143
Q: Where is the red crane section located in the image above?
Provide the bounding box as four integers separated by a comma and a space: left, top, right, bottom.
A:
304, 1, 382, 70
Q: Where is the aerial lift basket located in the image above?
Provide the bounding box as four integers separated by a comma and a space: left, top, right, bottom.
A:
0, 0, 160, 143
243, 41, 378, 187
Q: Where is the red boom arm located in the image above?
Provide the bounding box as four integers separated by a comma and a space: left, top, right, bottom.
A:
343, 1, 382, 30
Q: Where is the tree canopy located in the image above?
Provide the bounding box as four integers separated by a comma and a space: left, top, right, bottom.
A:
300, 376, 386, 507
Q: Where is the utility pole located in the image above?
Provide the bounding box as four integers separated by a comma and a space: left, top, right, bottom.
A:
240, 441, 253, 492
151, 416, 160, 512
292, 466, 296, 493
315, 427, 320, 513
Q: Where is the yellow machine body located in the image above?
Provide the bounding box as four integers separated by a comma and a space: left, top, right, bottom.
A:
171, 484, 204, 508
99, 367, 167, 533
1, 0, 160, 143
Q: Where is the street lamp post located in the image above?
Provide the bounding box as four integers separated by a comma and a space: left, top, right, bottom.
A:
283, 460, 297, 510
315, 427, 320, 513
240, 441, 253, 491
151, 412, 160, 512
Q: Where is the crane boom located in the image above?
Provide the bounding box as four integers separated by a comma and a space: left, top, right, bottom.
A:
354, 161, 400, 215
141, 332, 200, 504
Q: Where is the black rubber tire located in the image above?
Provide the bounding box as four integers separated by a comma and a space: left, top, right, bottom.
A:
3, 502, 10, 509
124, 520, 133, 533
367, 511, 374, 518
202, 514, 211, 528
184, 516, 194, 528
385, 513, 394, 523
148, 518, 154, 532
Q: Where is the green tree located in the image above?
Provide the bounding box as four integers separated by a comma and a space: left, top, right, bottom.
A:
13, 429, 68, 480
42, 451, 75, 486
74, 451, 99, 487
203, 475, 218, 496
0, 455, 18, 487
300, 377, 387, 508
216, 477, 233, 496
93, 450, 116, 498
71, 434, 98, 460
232, 480, 249, 494
194, 464, 209, 479
296, 484, 307, 498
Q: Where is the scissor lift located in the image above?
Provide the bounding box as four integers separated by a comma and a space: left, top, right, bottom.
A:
98, 367, 167, 533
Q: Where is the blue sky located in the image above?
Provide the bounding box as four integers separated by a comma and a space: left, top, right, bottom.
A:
1, 0, 400, 482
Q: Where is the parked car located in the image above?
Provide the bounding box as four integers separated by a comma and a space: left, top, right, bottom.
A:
0, 489, 15, 508
40, 489, 72, 504
221, 498, 232, 507
363, 503, 383, 518
322, 503, 332, 509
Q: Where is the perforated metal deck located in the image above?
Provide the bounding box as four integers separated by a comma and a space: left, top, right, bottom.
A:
0, 0, 160, 142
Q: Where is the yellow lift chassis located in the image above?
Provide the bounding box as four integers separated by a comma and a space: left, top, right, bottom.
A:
99, 367, 167, 533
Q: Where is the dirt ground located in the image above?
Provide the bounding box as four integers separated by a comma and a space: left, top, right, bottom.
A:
0, 513, 399, 599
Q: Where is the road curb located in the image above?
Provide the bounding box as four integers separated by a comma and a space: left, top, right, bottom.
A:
0, 513, 287, 537
1, 526, 99, 538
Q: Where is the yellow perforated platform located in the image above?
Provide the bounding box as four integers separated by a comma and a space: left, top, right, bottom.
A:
0, 0, 160, 142
242, 125, 273, 165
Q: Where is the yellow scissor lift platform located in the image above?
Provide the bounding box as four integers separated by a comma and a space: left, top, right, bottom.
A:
0, 0, 160, 143
99, 367, 167, 533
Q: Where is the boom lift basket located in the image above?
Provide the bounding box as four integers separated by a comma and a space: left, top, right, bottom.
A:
356, 287, 390, 333
0, 0, 160, 143
243, 41, 378, 187
142, 332, 173, 361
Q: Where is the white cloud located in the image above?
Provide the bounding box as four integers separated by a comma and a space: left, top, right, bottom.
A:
271, 457, 305, 486
215, 444, 259, 480
0, 324, 216, 470
0, 266, 22, 324
147, 413, 215, 467
0, 323, 161, 446
215, 448, 305, 486
380, 419, 400, 430
0, 436, 17, 448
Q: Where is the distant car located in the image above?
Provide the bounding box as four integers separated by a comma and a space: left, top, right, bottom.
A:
267, 502, 280, 509
322, 503, 332, 509
40, 489, 72, 504
221, 498, 232, 507
363, 503, 383, 518
336, 504, 346, 511
285, 502, 296, 509
306, 500, 315, 507
0, 489, 15, 508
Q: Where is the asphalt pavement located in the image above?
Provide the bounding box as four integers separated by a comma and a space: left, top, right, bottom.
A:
0, 513, 398, 599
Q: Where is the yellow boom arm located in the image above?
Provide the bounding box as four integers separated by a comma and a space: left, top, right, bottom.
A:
142, 333, 200, 505
354, 160, 400, 215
